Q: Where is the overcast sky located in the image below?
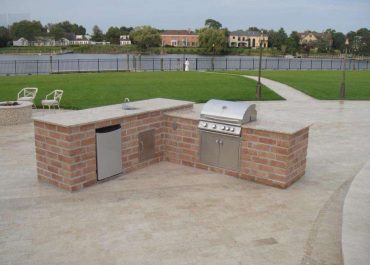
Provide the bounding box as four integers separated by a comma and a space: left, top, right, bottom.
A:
1, 0, 369, 34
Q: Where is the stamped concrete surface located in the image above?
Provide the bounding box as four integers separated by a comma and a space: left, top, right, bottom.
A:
342, 161, 370, 265
1, 96, 370, 264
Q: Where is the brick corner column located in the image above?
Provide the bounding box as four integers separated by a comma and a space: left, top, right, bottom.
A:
240, 127, 309, 188
34, 121, 97, 192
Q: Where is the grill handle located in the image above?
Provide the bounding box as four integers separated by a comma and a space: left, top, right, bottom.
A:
201, 115, 240, 125
215, 139, 223, 145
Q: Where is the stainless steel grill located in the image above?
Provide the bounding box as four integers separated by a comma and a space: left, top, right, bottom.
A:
199, 100, 257, 171
198, 99, 256, 136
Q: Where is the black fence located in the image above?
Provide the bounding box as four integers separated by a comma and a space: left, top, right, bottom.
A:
0, 57, 369, 75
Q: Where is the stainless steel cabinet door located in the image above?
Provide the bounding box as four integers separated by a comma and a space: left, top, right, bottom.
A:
96, 125, 123, 181
138, 129, 155, 161
200, 131, 220, 167
218, 135, 240, 171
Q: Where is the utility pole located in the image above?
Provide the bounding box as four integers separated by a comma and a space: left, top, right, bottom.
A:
256, 31, 264, 99
212, 43, 215, 71
340, 39, 349, 99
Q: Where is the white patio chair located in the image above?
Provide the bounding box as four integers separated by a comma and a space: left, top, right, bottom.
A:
17, 87, 38, 107
41, 90, 64, 109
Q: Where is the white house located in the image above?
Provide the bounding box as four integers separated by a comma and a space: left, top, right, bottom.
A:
13, 37, 29, 47
70, 35, 93, 45
228, 30, 268, 48
32, 37, 56, 46
56, 38, 70, 46
120, 35, 131, 46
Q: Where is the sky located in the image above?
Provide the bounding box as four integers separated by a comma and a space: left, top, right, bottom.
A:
1, 0, 369, 34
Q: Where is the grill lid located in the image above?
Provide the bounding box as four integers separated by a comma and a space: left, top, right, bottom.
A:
200, 99, 257, 125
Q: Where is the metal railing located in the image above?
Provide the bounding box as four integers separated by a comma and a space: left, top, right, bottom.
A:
0, 57, 369, 75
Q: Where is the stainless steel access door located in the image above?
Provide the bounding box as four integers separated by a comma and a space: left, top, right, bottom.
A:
96, 125, 123, 181
218, 134, 240, 171
200, 131, 220, 168
200, 131, 240, 171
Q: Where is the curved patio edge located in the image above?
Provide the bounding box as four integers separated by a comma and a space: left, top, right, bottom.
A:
342, 160, 370, 265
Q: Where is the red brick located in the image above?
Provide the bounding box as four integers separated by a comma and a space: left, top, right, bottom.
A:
45, 124, 57, 131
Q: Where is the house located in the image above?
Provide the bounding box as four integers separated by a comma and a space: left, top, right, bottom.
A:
56, 38, 70, 46
70, 35, 93, 45
161, 30, 199, 47
298, 31, 333, 47
120, 35, 131, 46
13, 37, 29, 46
32, 37, 56, 46
228, 30, 268, 48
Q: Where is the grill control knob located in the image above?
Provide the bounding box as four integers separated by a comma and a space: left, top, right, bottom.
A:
221, 126, 225, 130
230, 128, 235, 132
226, 127, 230, 131
212, 124, 217, 129
203, 123, 208, 128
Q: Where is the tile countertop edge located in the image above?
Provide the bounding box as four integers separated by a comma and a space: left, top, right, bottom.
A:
165, 108, 312, 135
243, 123, 313, 135
33, 98, 194, 128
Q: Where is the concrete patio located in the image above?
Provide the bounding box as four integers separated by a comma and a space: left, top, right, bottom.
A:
1, 84, 370, 264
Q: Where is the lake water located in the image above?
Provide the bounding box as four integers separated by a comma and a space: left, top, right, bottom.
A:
0, 53, 368, 75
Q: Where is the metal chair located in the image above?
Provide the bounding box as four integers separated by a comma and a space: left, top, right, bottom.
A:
17, 87, 38, 107
41, 90, 64, 109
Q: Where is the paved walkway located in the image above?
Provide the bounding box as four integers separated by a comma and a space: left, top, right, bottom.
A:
244, 75, 316, 102
342, 161, 370, 265
1, 96, 370, 264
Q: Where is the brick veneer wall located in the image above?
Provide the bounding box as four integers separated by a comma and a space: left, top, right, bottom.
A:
35, 106, 309, 192
34, 106, 191, 192
164, 115, 309, 189
240, 128, 309, 188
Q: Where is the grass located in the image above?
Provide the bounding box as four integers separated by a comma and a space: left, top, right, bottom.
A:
226, 70, 370, 100
0, 71, 283, 109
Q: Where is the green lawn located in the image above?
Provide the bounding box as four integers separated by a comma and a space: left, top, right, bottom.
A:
226, 70, 370, 100
0, 72, 283, 109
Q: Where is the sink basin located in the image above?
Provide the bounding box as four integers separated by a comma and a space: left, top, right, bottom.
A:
123, 106, 139, 110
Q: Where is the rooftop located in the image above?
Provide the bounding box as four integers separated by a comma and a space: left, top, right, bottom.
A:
161, 30, 197, 36
229, 30, 262, 37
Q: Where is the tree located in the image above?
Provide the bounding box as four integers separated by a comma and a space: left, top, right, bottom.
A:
332, 31, 346, 50
91, 25, 104, 42
47, 21, 86, 40
49, 24, 65, 39
248, 27, 259, 32
120, 26, 133, 35
198, 27, 228, 54
0, 26, 11, 47
285, 31, 300, 54
205, 19, 222, 30
267, 28, 288, 51
71, 24, 86, 35
10, 20, 44, 40
355, 28, 370, 54
130, 26, 161, 49
105, 26, 121, 44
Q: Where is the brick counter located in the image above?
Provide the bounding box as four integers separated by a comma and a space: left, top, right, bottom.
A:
34, 99, 310, 191
164, 115, 309, 189
34, 99, 192, 192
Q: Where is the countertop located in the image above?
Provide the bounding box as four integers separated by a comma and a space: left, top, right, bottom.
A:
34, 98, 193, 127
165, 103, 311, 134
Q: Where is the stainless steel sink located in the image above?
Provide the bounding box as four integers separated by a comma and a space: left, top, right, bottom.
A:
122, 98, 138, 110
123, 106, 138, 110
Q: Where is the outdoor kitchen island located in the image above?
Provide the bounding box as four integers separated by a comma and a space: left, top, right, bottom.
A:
34, 98, 310, 192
